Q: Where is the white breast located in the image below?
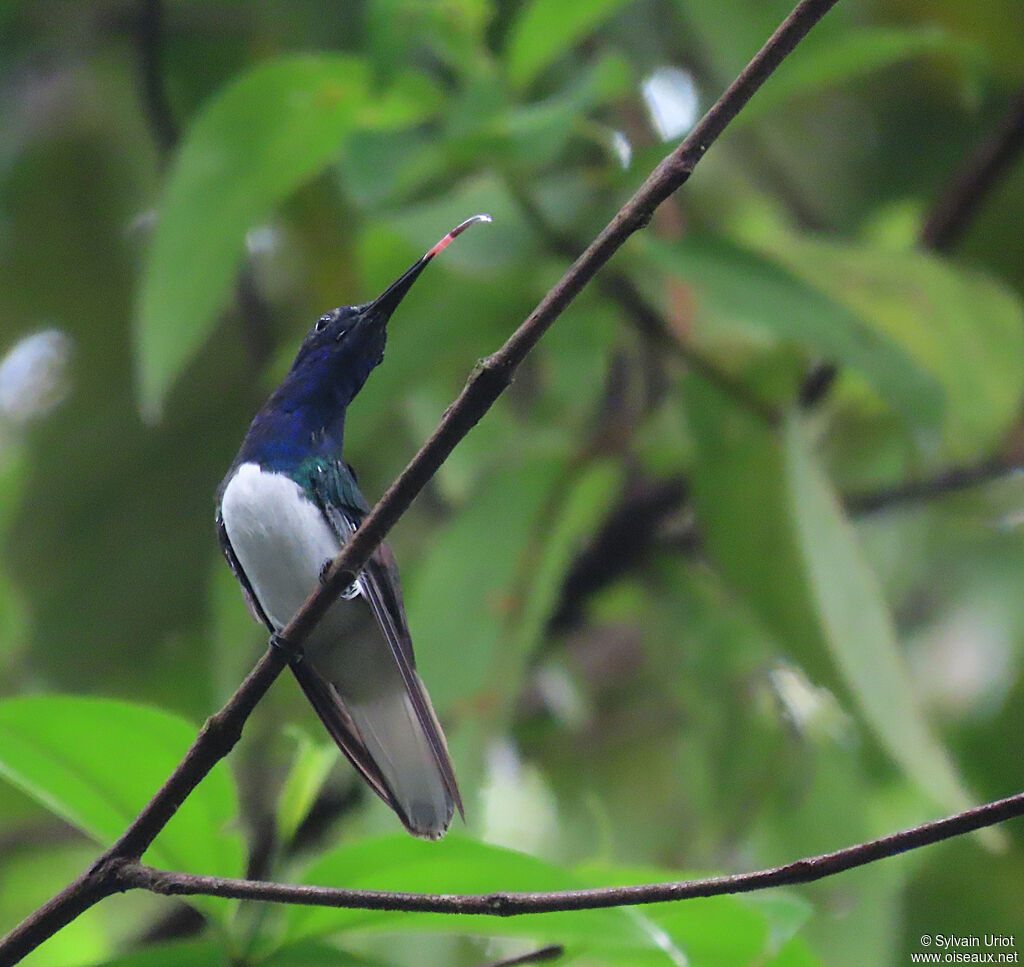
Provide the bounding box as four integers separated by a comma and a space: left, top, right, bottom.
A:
220, 462, 340, 629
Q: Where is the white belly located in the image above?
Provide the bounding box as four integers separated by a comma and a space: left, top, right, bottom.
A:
220, 462, 340, 629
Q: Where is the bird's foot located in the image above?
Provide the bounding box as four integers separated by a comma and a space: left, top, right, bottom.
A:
269, 632, 304, 665
321, 560, 360, 599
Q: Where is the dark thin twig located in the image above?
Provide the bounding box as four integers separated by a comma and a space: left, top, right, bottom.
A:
134, 0, 179, 159
234, 263, 276, 369
552, 452, 1023, 628
797, 362, 838, 409
801, 88, 1024, 409
920, 85, 1024, 252
109, 788, 1023, 911
845, 456, 1021, 516
478, 944, 564, 967
550, 476, 689, 632
136, 905, 205, 945
0, 1, 842, 962
511, 183, 778, 424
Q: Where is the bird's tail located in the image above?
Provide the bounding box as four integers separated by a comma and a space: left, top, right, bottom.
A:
290, 648, 460, 840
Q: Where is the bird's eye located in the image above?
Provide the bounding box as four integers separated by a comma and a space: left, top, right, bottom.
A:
315, 314, 331, 333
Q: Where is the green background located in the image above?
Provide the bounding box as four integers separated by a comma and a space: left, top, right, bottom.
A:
1, 0, 1022, 964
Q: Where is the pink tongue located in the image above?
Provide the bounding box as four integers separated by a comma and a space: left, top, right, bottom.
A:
425, 214, 492, 260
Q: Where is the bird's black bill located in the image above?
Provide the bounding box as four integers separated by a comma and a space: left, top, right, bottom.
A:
367, 214, 492, 320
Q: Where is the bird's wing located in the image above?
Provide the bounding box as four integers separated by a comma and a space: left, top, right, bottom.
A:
217, 509, 272, 629
309, 464, 463, 820
288, 658, 402, 812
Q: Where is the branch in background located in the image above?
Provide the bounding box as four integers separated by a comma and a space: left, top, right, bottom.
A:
133, 0, 179, 160
550, 476, 689, 632
287, 782, 364, 857
100, 788, 1024, 911
132, 0, 273, 900
845, 455, 1022, 516
136, 906, 205, 946
551, 452, 1023, 631
234, 263, 276, 369
478, 945, 565, 967
132, 0, 276, 370
799, 87, 1024, 409
676, 29, 830, 236
511, 184, 779, 425
0, 1, 843, 959
797, 361, 838, 409
920, 84, 1024, 252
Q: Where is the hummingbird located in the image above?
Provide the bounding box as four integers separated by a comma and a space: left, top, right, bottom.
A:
217, 215, 490, 840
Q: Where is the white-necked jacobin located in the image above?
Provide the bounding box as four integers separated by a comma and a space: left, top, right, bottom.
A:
217, 215, 490, 840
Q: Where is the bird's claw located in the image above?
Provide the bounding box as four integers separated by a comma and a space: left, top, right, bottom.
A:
269, 632, 304, 665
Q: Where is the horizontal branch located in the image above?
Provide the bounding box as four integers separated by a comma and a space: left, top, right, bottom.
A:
845, 455, 1022, 515
117, 788, 1024, 913
553, 451, 1022, 628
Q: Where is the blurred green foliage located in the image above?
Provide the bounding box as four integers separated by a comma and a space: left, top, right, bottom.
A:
1, 0, 1023, 964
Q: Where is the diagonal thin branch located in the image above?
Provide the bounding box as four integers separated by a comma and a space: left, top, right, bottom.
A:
478, 945, 564, 967
845, 455, 1022, 515
133, 0, 179, 159
920, 84, 1024, 252
0, 0, 841, 962
509, 183, 778, 424
112, 787, 1023, 910
800, 87, 1024, 410
552, 451, 1024, 630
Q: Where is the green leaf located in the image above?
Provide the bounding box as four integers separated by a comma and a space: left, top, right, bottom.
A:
684, 375, 834, 685
0, 842, 121, 967
782, 414, 982, 823
406, 455, 568, 715
648, 235, 944, 429
275, 730, 339, 845
764, 936, 826, 967
575, 862, 813, 967
763, 234, 1024, 459
94, 940, 233, 967
94, 939, 382, 967
282, 834, 684, 963
733, 25, 981, 130
264, 941, 391, 967
135, 55, 431, 420
505, 0, 632, 89
0, 696, 244, 921
686, 380, 986, 831
501, 461, 623, 692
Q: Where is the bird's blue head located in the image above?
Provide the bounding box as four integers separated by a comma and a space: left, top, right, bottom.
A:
286, 263, 421, 411
241, 215, 491, 473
